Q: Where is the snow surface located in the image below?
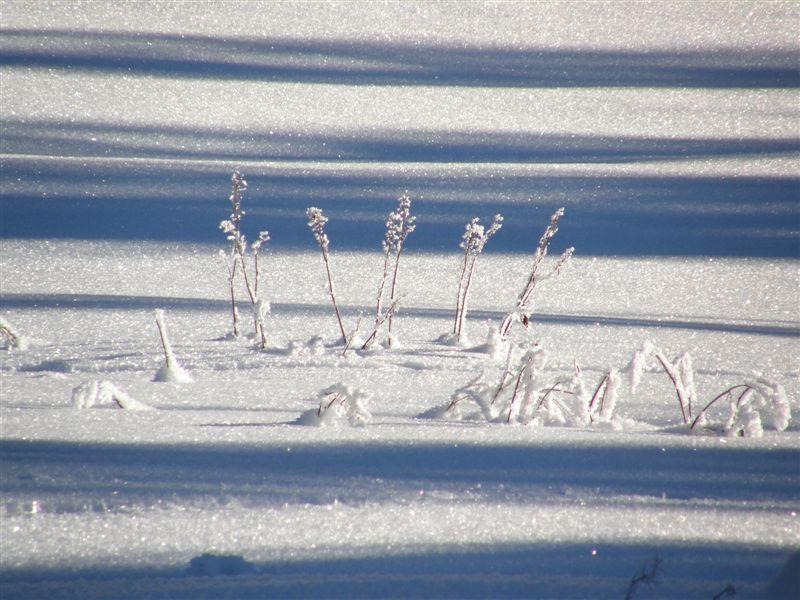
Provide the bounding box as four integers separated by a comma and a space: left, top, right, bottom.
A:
1, 1, 799, 598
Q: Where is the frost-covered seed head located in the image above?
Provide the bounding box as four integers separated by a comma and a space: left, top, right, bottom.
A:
306, 207, 330, 250
384, 193, 416, 252
251, 230, 270, 252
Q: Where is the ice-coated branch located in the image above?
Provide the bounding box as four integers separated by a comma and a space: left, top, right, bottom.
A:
306, 207, 347, 344
499, 208, 572, 339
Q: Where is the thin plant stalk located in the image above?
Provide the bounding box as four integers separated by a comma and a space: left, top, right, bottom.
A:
499, 208, 572, 340
307, 207, 347, 344
386, 246, 404, 348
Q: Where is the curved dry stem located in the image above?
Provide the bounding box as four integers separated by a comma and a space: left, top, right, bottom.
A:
690, 384, 753, 429
653, 353, 688, 424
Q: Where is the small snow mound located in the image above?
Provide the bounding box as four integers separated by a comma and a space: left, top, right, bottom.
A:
295, 383, 371, 427
468, 326, 508, 360
72, 380, 152, 410
285, 336, 327, 357
153, 362, 194, 383
435, 332, 472, 348
186, 553, 256, 577
153, 309, 194, 382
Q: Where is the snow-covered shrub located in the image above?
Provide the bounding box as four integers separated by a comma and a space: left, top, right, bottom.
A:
0, 316, 28, 350
296, 383, 372, 427
72, 380, 152, 410
306, 207, 348, 344
499, 208, 573, 340
220, 171, 270, 348
363, 193, 416, 350
691, 377, 791, 437
153, 309, 193, 383
451, 214, 503, 342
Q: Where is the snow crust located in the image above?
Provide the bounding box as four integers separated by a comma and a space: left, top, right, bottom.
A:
1, 1, 799, 597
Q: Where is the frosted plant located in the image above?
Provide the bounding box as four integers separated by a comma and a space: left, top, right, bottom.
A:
363, 193, 416, 349
428, 341, 625, 429
72, 380, 152, 410
296, 383, 372, 427
0, 316, 28, 350
153, 309, 193, 383
499, 208, 573, 339
438, 342, 552, 425
220, 171, 269, 348
627, 343, 791, 436
306, 207, 347, 344
537, 364, 621, 427
627, 342, 696, 424
452, 214, 503, 342
691, 377, 791, 437
219, 170, 247, 337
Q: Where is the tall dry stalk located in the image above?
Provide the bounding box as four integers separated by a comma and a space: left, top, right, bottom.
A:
362, 193, 416, 349
453, 214, 503, 341
499, 208, 573, 339
220, 171, 269, 348
306, 207, 347, 343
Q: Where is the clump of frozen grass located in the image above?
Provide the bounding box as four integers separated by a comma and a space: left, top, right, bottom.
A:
363, 193, 416, 350
627, 342, 791, 437
72, 380, 152, 410
306, 207, 348, 344
220, 171, 270, 348
627, 342, 696, 424
691, 377, 791, 437
0, 316, 29, 350
499, 208, 573, 340
296, 383, 372, 427
426, 339, 625, 428
450, 214, 503, 343
153, 310, 193, 383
